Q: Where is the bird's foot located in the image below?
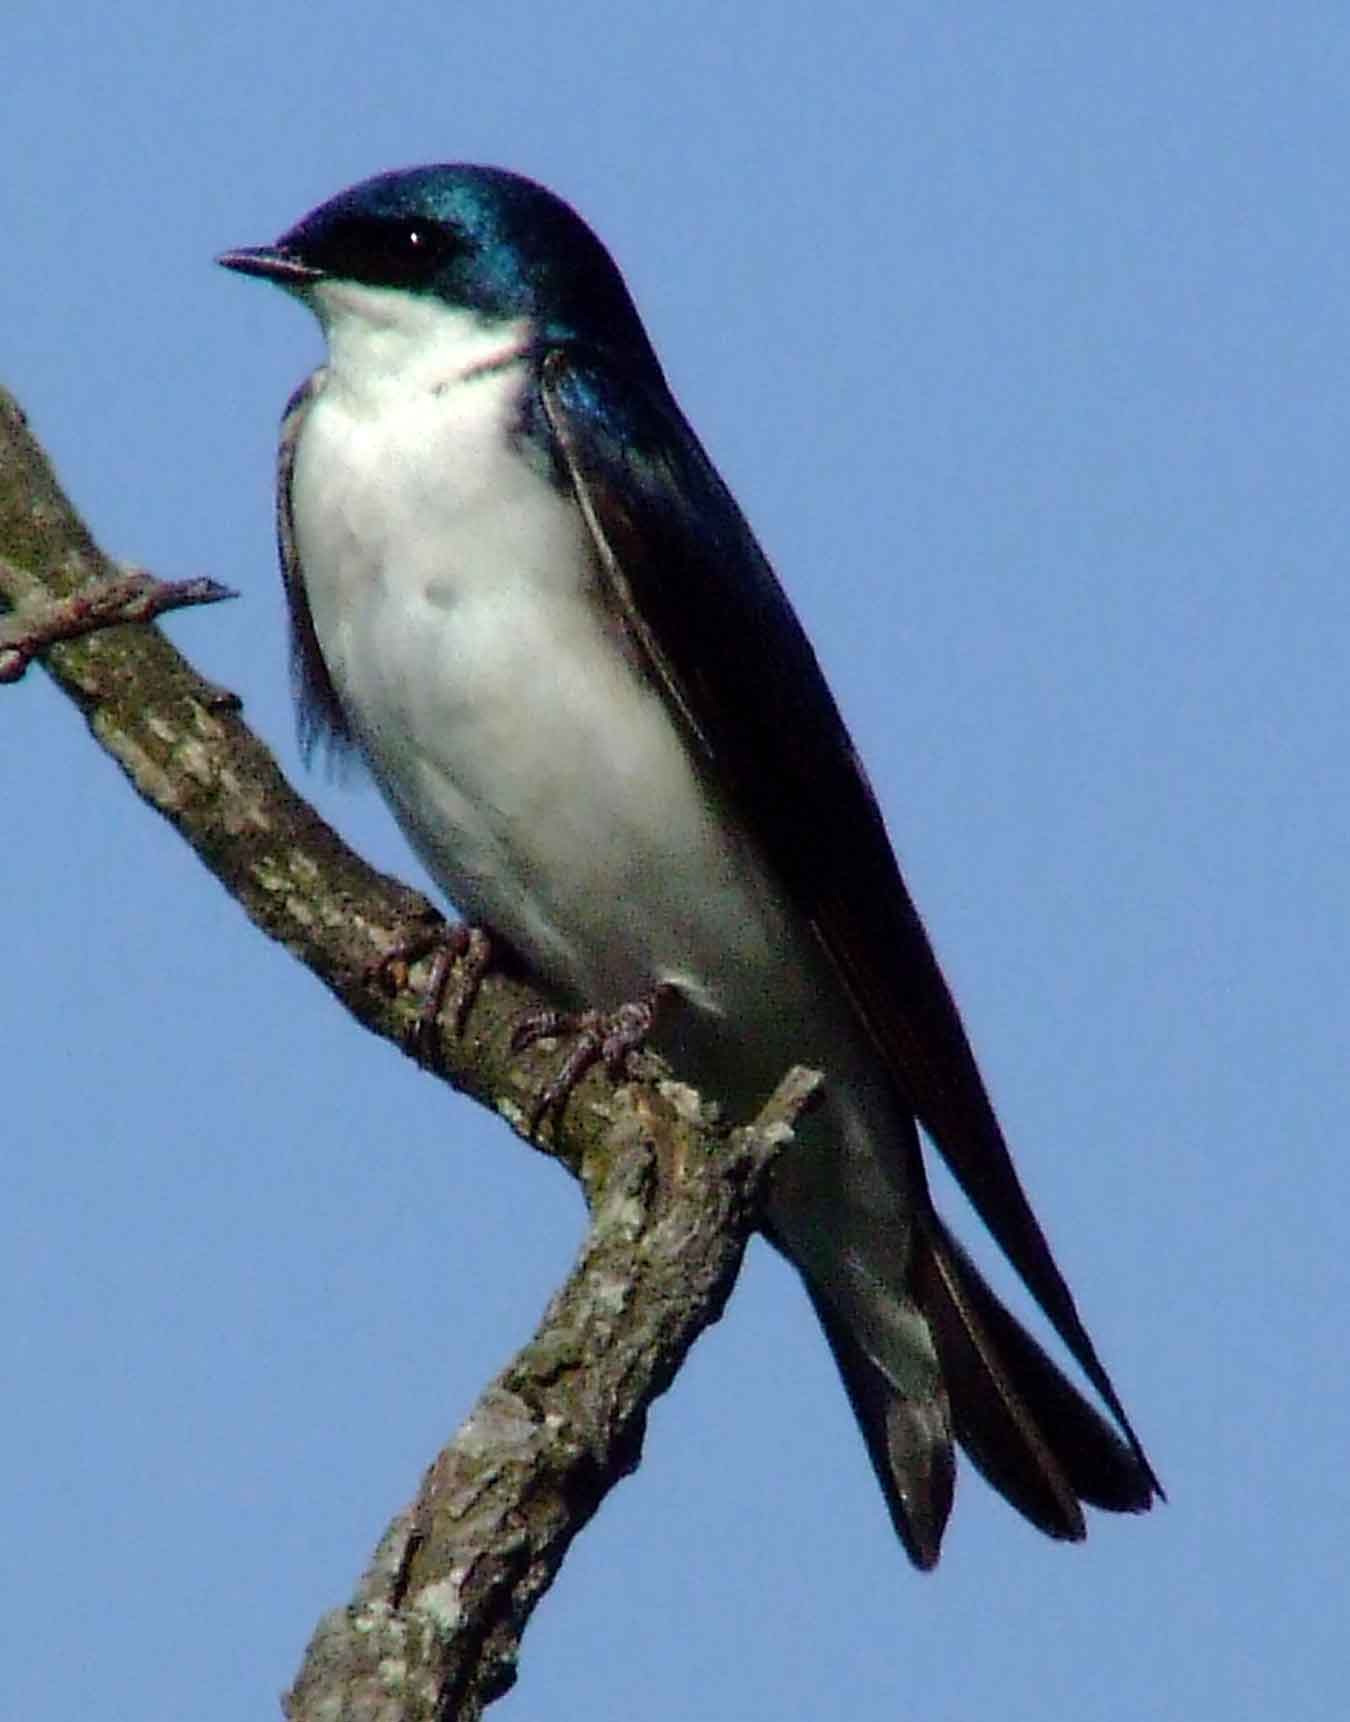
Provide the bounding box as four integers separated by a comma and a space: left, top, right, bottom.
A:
368, 918, 494, 1063
512, 986, 669, 1136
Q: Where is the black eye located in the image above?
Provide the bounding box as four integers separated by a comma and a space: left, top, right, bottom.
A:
291, 212, 464, 290
393, 220, 457, 269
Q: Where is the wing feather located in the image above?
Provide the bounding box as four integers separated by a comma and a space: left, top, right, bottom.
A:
539, 345, 1159, 1500
277, 371, 355, 763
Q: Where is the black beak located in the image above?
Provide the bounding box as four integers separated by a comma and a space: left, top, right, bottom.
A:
216, 246, 323, 286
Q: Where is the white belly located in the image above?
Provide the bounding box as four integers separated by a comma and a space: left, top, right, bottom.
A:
291, 350, 785, 1015
289, 320, 917, 1280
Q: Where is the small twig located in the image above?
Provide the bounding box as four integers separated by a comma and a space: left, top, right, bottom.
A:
0, 561, 235, 682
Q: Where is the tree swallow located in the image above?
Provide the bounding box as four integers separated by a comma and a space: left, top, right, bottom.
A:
218, 165, 1160, 1567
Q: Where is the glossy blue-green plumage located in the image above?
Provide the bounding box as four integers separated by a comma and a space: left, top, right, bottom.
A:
276, 165, 660, 365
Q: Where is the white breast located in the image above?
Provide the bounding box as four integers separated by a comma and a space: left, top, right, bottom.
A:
289, 287, 793, 1026
287, 280, 918, 1290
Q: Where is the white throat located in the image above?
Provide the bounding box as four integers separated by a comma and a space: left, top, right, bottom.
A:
306, 278, 533, 410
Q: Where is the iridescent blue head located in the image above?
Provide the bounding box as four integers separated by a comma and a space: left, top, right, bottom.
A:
218, 164, 659, 367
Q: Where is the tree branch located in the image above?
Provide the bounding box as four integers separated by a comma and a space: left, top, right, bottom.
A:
1, 385, 819, 1716
289, 1069, 818, 1722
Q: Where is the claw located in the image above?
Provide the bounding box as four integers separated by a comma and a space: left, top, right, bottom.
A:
368, 920, 493, 1062
515, 987, 669, 1137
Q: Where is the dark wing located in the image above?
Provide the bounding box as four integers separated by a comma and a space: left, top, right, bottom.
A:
539, 346, 1160, 1499
276, 371, 356, 763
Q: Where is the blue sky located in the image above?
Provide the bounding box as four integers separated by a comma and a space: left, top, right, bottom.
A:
4, 5, 1346, 1719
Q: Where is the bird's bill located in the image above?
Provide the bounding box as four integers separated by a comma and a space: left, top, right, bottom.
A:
216, 246, 324, 286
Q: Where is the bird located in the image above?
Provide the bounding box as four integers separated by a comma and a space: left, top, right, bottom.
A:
218, 164, 1160, 1568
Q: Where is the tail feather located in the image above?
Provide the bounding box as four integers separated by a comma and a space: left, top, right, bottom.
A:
804, 1280, 955, 1569
913, 1219, 1086, 1542
801, 1213, 1158, 1569
918, 1216, 1158, 1517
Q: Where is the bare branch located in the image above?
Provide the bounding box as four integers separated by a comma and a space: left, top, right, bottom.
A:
287, 1069, 819, 1721
2, 384, 816, 1717
0, 384, 614, 1176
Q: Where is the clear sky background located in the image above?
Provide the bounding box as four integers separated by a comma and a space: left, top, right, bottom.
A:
4, 6, 1345, 1719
